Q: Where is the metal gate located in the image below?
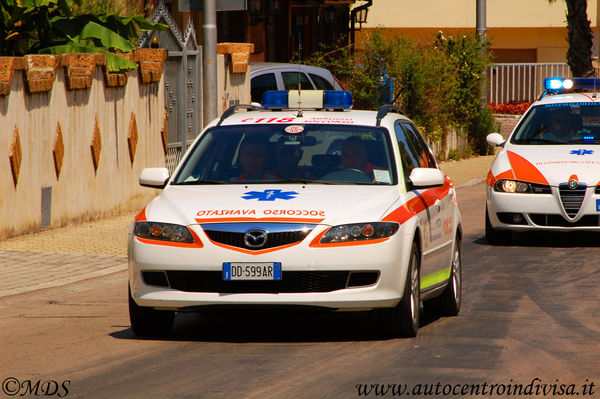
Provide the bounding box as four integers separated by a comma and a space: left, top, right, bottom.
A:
487, 63, 571, 104
139, 1, 202, 172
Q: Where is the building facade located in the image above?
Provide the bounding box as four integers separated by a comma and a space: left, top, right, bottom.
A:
358, 0, 599, 63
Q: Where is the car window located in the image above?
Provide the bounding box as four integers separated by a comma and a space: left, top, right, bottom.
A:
401, 123, 437, 168
172, 124, 396, 185
309, 73, 334, 90
282, 72, 315, 90
510, 103, 600, 144
251, 73, 277, 103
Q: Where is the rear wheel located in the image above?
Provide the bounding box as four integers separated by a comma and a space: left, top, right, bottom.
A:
379, 242, 420, 337
129, 287, 175, 336
423, 237, 461, 316
485, 206, 511, 245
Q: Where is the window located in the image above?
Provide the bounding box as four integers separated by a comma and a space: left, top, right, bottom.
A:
172, 125, 396, 185
282, 72, 314, 90
251, 73, 277, 103
394, 121, 436, 182
309, 73, 334, 90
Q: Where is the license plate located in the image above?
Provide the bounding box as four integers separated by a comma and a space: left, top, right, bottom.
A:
223, 262, 282, 280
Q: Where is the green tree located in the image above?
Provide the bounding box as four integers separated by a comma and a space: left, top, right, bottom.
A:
0, 0, 165, 71
550, 0, 595, 77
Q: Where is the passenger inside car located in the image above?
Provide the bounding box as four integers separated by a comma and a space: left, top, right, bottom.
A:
235, 136, 274, 181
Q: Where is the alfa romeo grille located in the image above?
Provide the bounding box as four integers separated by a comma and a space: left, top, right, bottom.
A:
558, 183, 587, 218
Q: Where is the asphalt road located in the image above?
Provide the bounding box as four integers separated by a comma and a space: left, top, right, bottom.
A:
1, 182, 599, 398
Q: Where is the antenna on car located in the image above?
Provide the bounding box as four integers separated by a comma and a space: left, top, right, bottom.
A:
296, 38, 303, 117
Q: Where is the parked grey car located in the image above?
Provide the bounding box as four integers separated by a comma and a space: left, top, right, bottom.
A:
250, 62, 344, 103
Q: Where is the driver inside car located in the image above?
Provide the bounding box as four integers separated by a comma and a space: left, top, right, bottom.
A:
235, 136, 275, 181
341, 136, 379, 178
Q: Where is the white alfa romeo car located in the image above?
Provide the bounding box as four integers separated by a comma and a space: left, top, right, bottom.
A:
486, 77, 600, 243
128, 90, 462, 337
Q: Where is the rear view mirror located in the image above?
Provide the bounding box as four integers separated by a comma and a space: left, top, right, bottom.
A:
409, 168, 445, 188
139, 168, 170, 189
486, 133, 505, 147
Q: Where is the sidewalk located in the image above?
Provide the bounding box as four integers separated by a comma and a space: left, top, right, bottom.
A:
0, 155, 495, 298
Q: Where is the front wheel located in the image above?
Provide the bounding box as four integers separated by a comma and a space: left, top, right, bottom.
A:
485, 206, 511, 245
379, 242, 420, 337
423, 237, 461, 316
129, 287, 175, 336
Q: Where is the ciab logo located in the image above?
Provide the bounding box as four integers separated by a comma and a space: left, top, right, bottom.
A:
242, 189, 298, 201
570, 149, 594, 156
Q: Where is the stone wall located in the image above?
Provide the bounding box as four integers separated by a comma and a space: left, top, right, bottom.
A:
493, 114, 522, 139
0, 50, 168, 240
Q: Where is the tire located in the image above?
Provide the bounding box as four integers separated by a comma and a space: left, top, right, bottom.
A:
423, 237, 461, 316
379, 242, 420, 338
129, 287, 175, 336
485, 206, 511, 245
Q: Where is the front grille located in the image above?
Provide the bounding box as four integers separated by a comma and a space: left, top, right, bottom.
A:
165, 271, 350, 293
529, 214, 599, 227
558, 183, 587, 218
203, 229, 310, 250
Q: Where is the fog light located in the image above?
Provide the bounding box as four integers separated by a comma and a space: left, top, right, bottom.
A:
512, 214, 524, 224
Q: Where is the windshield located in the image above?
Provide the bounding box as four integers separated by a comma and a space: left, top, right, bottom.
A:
511, 102, 600, 144
172, 124, 396, 185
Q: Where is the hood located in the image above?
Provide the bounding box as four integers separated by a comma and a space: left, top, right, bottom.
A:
500, 145, 600, 186
144, 184, 400, 227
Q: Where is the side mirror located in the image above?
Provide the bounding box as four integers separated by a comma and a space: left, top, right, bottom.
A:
409, 168, 445, 188
486, 133, 505, 147
139, 168, 170, 189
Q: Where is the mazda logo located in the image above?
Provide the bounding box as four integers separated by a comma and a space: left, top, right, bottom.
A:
568, 179, 578, 190
244, 229, 268, 248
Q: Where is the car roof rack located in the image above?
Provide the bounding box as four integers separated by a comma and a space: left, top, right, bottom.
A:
376, 105, 404, 126
216, 104, 263, 126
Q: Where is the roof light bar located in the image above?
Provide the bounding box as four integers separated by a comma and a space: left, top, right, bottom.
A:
262, 90, 353, 110
543, 77, 600, 92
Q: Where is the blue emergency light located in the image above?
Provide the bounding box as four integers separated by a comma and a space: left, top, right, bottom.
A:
262, 90, 353, 110
543, 77, 600, 92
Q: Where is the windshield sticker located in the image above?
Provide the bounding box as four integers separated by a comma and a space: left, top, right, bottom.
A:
239, 117, 356, 124
544, 102, 600, 108
284, 125, 305, 134
570, 149, 594, 155
242, 189, 298, 201
373, 169, 391, 183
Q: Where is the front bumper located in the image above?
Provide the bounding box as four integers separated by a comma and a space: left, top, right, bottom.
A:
128, 225, 412, 311
486, 186, 600, 231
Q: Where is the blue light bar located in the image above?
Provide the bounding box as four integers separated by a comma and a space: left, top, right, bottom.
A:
262, 91, 288, 109
544, 77, 600, 92
261, 90, 353, 110
544, 78, 564, 90
323, 90, 353, 109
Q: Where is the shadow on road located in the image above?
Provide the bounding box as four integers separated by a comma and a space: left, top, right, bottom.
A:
110, 307, 447, 343
472, 230, 600, 248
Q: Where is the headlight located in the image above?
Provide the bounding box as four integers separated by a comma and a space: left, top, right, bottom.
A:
134, 221, 195, 243
320, 222, 399, 244
494, 179, 550, 194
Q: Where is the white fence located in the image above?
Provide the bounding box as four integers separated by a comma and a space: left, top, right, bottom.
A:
487, 63, 572, 104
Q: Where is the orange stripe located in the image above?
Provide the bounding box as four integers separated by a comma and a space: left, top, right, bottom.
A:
204, 235, 303, 255
568, 174, 579, 182
135, 207, 147, 221
487, 169, 515, 187
507, 151, 549, 185
195, 217, 324, 224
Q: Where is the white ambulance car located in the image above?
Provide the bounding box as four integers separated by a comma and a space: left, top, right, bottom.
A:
128, 90, 462, 337
486, 77, 600, 243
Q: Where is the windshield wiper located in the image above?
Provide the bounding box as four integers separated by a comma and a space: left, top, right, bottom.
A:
173, 179, 228, 185
514, 137, 566, 144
